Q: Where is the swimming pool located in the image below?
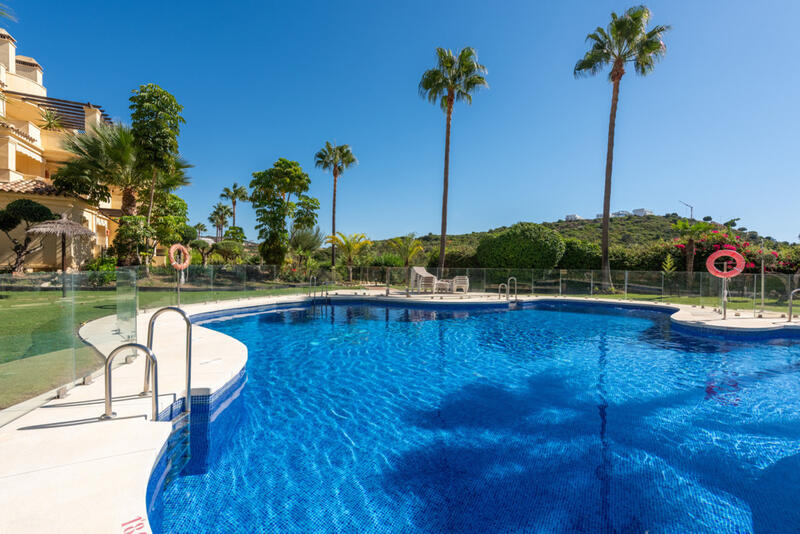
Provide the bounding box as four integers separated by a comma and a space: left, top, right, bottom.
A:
148, 300, 800, 533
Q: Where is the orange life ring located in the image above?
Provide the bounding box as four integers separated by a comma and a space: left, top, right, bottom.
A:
706, 250, 745, 278
169, 243, 191, 271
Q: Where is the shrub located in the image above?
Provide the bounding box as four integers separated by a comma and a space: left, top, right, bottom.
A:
371, 253, 403, 267
558, 238, 600, 269
426, 248, 479, 269
213, 240, 244, 263
85, 255, 117, 286
476, 223, 565, 268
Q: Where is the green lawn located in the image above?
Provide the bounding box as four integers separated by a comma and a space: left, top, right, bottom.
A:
0, 283, 355, 409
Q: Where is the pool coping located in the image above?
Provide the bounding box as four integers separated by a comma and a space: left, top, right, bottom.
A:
2, 290, 799, 534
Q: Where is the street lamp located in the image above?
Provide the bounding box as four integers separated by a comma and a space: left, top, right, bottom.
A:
679, 200, 694, 221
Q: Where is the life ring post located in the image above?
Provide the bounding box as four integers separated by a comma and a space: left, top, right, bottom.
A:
705, 250, 745, 320
168, 243, 192, 307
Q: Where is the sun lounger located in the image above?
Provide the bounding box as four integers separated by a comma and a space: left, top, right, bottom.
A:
411, 266, 437, 293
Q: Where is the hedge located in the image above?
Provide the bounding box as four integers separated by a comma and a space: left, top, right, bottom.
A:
475, 223, 565, 269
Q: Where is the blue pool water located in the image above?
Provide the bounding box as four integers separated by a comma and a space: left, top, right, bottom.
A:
149, 301, 800, 533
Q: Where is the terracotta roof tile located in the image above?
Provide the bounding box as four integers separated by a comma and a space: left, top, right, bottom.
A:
0, 179, 60, 196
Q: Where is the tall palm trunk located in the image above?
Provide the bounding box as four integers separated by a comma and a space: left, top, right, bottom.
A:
232, 200, 237, 228
121, 188, 136, 216
601, 62, 624, 289
439, 92, 454, 270
331, 169, 339, 266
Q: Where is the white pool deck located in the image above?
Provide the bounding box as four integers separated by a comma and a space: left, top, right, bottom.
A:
1, 290, 798, 534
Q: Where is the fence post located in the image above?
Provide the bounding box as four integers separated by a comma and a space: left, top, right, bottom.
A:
531, 269, 535, 296
590, 271, 594, 296
661, 272, 664, 301
624, 271, 628, 300
559, 271, 562, 296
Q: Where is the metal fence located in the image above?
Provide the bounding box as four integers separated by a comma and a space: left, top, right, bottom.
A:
1, 265, 797, 421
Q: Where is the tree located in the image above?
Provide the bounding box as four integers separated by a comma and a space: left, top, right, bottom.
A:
419, 47, 488, 270
54, 123, 146, 217
223, 226, 246, 242
220, 182, 249, 228
129, 84, 185, 226
672, 220, 712, 279
289, 225, 325, 270
389, 233, 424, 268
574, 6, 669, 287
193, 222, 208, 234
190, 238, 214, 266
212, 240, 243, 263
325, 232, 372, 282
702, 216, 713, 222
314, 142, 356, 266
112, 215, 154, 266
208, 203, 232, 241
251, 158, 319, 266
151, 193, 190, 251
0, 200, 55, 272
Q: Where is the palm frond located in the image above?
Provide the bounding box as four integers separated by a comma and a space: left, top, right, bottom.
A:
575, 6, 669, 79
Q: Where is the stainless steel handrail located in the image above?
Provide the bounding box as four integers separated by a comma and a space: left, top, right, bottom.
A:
142, 307, 193, 415
507, 277, 518, 301
789, 288, 800, 323
101, 343, 159, 421
498, 283, 508, 300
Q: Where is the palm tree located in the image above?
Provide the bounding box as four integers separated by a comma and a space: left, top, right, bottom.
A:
390, 233, 425, 286
193, 222, 208, 234
419, 47, 488, 270
0, 3, 16, 21
389, 233, 424, 268
314, 142, 357, 266
208, 202, 232, 241
290, 225, 325, 272
574, 6, 669, 288
220, 182, 249, 228
672, 220, 712, 281
56, 123, 146, 216
325, 232, 372, 282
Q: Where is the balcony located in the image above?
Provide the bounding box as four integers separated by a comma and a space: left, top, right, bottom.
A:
8, 119, 41, 146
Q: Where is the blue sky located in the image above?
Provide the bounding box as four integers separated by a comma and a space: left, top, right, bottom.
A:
8, 1, 800, 242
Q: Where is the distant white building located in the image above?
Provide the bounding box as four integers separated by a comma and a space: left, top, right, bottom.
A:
632, 208, 653, 216
565, 214, 583, 221
612, 210, 632, 217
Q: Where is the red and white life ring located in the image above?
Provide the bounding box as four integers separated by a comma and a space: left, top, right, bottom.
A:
169, 243, 191, 271
706, 250, 745, 278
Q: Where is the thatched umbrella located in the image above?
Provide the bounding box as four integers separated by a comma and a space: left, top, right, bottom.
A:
28, 213, 95, 297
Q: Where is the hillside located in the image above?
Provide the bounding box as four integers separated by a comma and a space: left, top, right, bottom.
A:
374, 214, 783, 253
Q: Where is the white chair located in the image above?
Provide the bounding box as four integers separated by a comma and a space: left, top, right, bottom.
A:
452, 276, 469, 293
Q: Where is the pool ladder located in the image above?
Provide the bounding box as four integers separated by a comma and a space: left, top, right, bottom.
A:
308, 277, 330, 300
100, 306, 193, 423
498, 277, 519, 301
